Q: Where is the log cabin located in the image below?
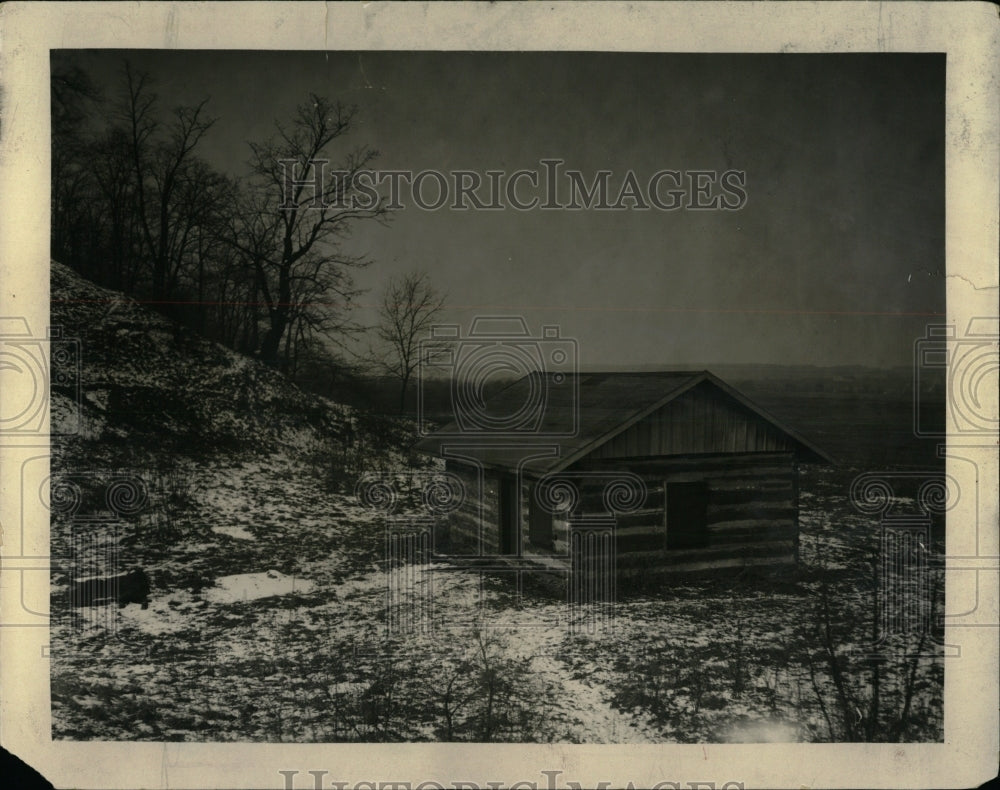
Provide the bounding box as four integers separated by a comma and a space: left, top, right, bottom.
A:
414, 371, 833, 581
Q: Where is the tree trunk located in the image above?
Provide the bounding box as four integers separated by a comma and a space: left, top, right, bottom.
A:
259, 262, 292, 368
258, 313, 286, 368
398, 371, 410, 414
152, 198, 170, 301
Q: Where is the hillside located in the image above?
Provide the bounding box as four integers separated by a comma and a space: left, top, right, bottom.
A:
50, 260, 413, 460
48, 263, 659, 742
48, 263, 942, 744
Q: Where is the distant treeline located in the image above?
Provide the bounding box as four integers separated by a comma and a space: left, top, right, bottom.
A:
310, 372, 516, 423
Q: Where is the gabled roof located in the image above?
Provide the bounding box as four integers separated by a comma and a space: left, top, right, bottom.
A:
413, 370, 834, 475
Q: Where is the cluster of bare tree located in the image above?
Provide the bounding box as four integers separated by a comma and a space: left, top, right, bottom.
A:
52, 61, 426, 387
314, 629, 548, 742
802, 554, 942, 742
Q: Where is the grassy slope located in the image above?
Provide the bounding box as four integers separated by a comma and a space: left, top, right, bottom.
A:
49, 263, 943, 743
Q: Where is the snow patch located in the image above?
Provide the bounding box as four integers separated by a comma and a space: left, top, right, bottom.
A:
212, 525, 255, 540
71, 695, 103, 709
203, 570, 315, 604
719, 717, 803, 743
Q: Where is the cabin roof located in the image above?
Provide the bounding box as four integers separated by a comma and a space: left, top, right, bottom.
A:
413, 370, 834, 474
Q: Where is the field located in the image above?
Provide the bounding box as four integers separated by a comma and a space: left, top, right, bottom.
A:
49, 429, 944, 743
47, 263, 945, 743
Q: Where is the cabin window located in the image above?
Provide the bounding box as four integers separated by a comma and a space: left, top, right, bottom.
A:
665, 481, 709, 550
498, 475, 519, 555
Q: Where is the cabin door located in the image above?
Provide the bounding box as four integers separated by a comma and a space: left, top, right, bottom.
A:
665, 481, 709, 549
499, 475, 519, 555
527, 483, 554, 550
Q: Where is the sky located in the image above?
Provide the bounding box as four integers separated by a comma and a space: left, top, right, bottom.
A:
52, 50, 946, 369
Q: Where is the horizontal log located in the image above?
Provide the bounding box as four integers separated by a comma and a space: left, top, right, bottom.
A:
580, 468, 793, 486
448, 510, 494, 531
446, 532, 497, 554
554, 515, 798, 537
615, 523, 665, 539
617, 535, 664, 554
758, 479, 798, 493
708, 479, 795, 495
459, 492, 499, 510
707, 518, 796, 533
449, 506, 484, 524
618, 520, 797, 539
577, 493, 656, 513
708, 485, 795, 504
584, 483, 817, 514
611, 509, 665, 529
618, 552, 797, 578
453, 509, 797, 535
670, 468, 795, 483
446, 536, 492, 555
552, 522, 799, 552
708, 524, 798, 546
552, 499, 795, 522
616, 539, 796, 568
447, 516, 483, 535
446, 518, 486, 539
577, 453, 794, 472
533, 475, 797, 509
566, 478, 664, 491
707, 504, 796, 523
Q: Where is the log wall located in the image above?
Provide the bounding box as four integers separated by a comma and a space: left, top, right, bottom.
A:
444, 452, 799, 579
573, 452, 799, 579
442, 461, 501, 555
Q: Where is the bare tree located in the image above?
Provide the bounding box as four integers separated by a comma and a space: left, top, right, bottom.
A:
120, 62, 216, 302
89, 126, 142, 291
51, 64, 101, 270
50, 67, 392, 380
375, 271, 446, 414
230, 95, 388, 370
804, 551, 942, 742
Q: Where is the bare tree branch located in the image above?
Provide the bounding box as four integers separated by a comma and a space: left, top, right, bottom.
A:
373, 271, 447, 413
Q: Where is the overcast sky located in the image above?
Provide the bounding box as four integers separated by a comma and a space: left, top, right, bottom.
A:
53, 50, 945, 369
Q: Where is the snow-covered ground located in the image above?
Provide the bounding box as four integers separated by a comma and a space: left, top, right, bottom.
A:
49, 457, 943, 743
47, 262, 944, 743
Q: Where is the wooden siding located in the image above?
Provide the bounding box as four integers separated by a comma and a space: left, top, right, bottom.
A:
442, 462, 502, 555
447, 452, 800, 579
589, 381, 796, 459
573, 453, 798, 579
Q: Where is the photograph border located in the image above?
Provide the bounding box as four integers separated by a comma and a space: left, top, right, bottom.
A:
1, 2, 997, 788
